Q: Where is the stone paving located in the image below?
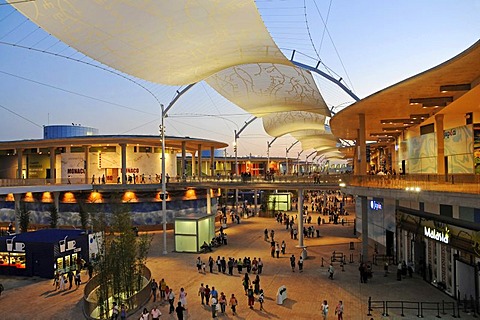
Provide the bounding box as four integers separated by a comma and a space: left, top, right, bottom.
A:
0, 211, 476, 320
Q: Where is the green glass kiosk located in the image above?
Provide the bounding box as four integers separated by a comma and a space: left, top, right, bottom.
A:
174, 214, 216, 253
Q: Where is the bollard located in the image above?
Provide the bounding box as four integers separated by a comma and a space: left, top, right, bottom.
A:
367, 297, 372, 316
350, 253, 354, 263
321, 257, 324, 268
437, 302, 441, 318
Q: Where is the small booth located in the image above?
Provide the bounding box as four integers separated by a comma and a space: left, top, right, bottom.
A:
174, 214, 215, 253
0, 229, 89, 278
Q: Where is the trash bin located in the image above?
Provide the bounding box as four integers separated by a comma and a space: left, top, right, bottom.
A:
276, 285, 287, 304
301, 247, 308, 260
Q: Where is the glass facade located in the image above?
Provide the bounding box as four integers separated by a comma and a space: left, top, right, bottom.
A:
43, 125, 98, 139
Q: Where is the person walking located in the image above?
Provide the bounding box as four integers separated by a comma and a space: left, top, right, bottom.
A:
204, 285, 211, 306
179, 287, 188, 308
159, 278, 167, 300
328, 263, 335, 279
258, 289, 265, 311
120, 303, 127, 320
168, 288, 175, 314
281, 240, 286, 254
275, 242, 280, 258
247, 285, 255, 309
335, 300, 344, 320
219, 292, 227, 314
111, 302, 119, 320
151, 278, 158, 302
198, 283, 205, 305
175, 302, 186, 320
298, 256, 304, 273
229, 293, 238, 316
139, 308, 149, 320
321, 300, 329, 320
258, 258, 264, 274
211, 295, 218, 318
253, 274, 260, 295
150, 305, 162, 320
290, 255, 296, 272
264, 228, 269, 241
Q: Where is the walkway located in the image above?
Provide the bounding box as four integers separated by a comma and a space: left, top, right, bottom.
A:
0, 211, 475, 319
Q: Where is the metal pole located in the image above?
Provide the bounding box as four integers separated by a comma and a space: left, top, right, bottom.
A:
267, 141, 270, 176
234, 130, 238, 215
285, 148, 289, 175
161, 104, 167, 255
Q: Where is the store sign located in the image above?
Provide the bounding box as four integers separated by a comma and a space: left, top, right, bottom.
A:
424, 226, 450, 244
6, 237, 25, 252
59, 237, 77, 253
369, 200, 383, 210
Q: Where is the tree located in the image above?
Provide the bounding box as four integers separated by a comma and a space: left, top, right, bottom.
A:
93, 201, 152, 319
49, 205, 58, 229
18, 202, 30, 233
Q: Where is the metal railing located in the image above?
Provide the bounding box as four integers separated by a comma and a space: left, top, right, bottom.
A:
367, 297, 459, 318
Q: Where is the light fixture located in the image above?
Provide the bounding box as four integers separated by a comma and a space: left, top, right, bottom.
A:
409, 97, 453, 107
440, 83, 470, 93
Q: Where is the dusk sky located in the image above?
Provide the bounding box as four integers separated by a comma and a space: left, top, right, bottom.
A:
0, 0, 479, 161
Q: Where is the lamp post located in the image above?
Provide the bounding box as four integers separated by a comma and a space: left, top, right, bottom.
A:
286, 140, 299, 175
233, 130, 238, 214
160, 104, 168, 255
266, 137, 278, 175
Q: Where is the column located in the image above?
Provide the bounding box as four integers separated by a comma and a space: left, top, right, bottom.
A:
206, 189, 211, 214
120, 143, 127, 185
254, 189, 258, 216
360, 196, 369, 262
210, 146, 215, 177
181, 141, 186, 179
358, 113, 367, 174
435, 114, 445, 177
191, 152, 196, 179
16, 148, 23, 179
84, 145, 89, 184
297, 189, 304, 248
53, 192, 60, 213
49, 147, 56, 183
14, 193, 21, 233
197, 144, 202, 179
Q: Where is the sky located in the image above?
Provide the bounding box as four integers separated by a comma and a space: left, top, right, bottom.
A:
0, 0, 479, 162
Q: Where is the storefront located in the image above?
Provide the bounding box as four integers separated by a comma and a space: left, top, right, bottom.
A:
397, 208, 479, 302
0, 229, 89, 278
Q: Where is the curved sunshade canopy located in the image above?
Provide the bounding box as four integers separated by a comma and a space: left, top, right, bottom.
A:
9, 0, 288, 85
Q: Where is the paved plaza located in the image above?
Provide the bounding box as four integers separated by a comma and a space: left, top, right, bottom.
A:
0, 209, 475, 320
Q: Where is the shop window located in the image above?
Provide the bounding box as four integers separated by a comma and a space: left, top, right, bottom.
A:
0, 252, 26, 269
439, 204, 453, 218
420, 123, 435, 135
70, 146, 85, 153
56, 257, 64, 272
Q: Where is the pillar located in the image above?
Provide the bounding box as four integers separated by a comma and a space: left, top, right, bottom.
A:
84, 145, 89, 184
191, 152, 196, 178
297, 189, 304, 248
206, 188, 211, 214
360, 196, 369, 261
14, 193, 21, 233
53, 192, 60, 213
49, 147, 56, 183
254, 189, 258, 216
435, 114, 445, 176
358, 113, 367, 174
181, 141, 186, 179
120, 143, 127, 184
16, 148, 23, 179
210, 146, 215, 177
197, 144, 202, 179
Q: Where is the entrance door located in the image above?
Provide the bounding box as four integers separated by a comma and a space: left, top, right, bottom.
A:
386, 230, 394, 256
32, 252, 41, 277
414, 241, 426, 279
401, 160, 406, 175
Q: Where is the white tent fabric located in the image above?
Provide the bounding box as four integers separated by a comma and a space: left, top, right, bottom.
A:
9, 0, 288, 85
206, 63, 329, 116
10, 0, 342, 157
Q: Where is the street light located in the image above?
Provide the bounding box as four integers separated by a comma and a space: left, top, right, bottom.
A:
160, 104, 168, 255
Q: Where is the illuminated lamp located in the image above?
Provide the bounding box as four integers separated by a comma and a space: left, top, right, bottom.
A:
5, 193, 14, 202
62, 192, 76, 203
185, 188, 197, 199
24, 192, 34, 202
88, 191, 103, 203
122, 191, 138, 203
42, 192, 53, 203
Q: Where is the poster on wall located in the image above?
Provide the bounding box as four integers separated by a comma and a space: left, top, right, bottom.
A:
474, 124, 480, 174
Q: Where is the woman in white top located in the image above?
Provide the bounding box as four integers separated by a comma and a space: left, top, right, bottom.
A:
179, 287, 188, 308
321, 300, 329, 319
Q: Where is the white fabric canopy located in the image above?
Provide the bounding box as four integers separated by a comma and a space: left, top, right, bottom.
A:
10, 0, 288, 85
